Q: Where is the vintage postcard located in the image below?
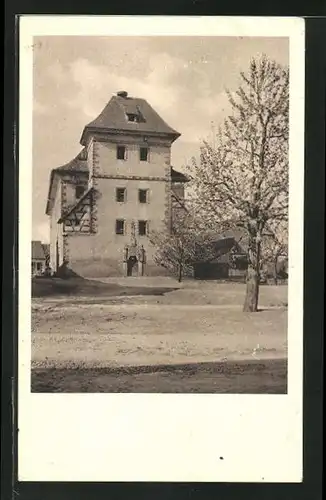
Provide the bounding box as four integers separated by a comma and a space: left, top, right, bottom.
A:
18, 16, 304, 482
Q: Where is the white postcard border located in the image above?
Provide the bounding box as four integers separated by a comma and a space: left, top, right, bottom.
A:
18, 16, 305, 483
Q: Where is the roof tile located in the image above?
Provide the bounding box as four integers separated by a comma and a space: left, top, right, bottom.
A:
80, 95, 180, 144
54, 149, 88, 174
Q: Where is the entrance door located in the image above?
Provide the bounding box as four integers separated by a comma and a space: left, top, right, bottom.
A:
127, 256, 138, 276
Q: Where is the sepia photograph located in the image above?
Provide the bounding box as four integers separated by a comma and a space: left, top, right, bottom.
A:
18, 16, 304, 483
30, 34, 289, 394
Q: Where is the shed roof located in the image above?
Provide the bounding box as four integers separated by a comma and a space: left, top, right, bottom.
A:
58, 187, 94, 223
171, 167, 189, 183
46, 149, 89, 215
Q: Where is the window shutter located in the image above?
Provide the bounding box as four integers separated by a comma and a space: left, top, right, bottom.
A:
123, 246, 128, 262
141, 246, 146, 264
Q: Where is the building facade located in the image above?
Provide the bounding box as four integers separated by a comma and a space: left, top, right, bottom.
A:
46, 91, 188, 277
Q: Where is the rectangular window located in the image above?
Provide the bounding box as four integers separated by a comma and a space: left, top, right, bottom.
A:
115, 219, 125, 235
138, 189, 148, 204
140, 147, 148, 162
138, 220, 147, 236
127, 113, 139, 123
117, 145, 127, 160
116, 187, 126, 202
37, 262, 42, 271
75, 185, 86, 199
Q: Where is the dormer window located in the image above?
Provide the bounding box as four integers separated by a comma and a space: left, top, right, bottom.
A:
125, 106, 145, 123
126, 113, 139, 123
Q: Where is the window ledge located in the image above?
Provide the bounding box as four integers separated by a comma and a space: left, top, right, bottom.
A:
64, 232, 94, 236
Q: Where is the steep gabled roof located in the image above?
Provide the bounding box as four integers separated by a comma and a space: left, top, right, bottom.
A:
54, 148, 88, 174
80, 94, 181, 145
191, 237, 236, 265
45, 149, 88, 216
206, 237, 237, 263
217, 229, 249, 253
32, 241, 46, 260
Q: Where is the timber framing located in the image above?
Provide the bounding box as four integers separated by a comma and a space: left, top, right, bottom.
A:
58, 187, 95, 234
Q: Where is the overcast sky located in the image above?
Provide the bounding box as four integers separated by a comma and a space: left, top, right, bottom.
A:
32, 36, 289, 242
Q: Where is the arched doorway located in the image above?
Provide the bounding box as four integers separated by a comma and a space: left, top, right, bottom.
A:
127, 255, 138, 276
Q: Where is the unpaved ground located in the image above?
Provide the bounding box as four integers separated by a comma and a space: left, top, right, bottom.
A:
31, 280, 288, 307
32, 304, 287, 369
31, 281, 287, 392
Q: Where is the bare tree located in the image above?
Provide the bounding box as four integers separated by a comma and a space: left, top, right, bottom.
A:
150, 206, 222, 282
150, 210, 193, 282
190, 55, 289, 311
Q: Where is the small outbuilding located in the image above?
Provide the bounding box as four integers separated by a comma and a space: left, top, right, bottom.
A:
193, 232, 248, 280
31, 241, 49, 276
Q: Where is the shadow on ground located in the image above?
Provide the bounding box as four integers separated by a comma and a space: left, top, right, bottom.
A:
31, 358, 287, 394
32, 276, 178, 298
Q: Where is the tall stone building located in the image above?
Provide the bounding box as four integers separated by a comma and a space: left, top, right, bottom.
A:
46, 91, 188, 277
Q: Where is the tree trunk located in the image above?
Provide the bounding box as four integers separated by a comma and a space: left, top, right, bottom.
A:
243, 236, 261, 312
243, 265, 260, 312
178, 265, 183, 282
178, 262, 183, 282
273, 258, 278, 285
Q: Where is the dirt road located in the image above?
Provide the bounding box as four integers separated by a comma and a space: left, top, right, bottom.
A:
32, 304, 287, 369
31, 281, 288, 393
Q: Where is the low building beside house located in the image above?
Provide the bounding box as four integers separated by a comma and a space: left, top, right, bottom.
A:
31, 241, 49, 276
193, 232, 248, 280
192, 228, 288, 283
262, 250, 288, 282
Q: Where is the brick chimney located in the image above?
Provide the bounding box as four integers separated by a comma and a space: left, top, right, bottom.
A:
117, 91, 128, 98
